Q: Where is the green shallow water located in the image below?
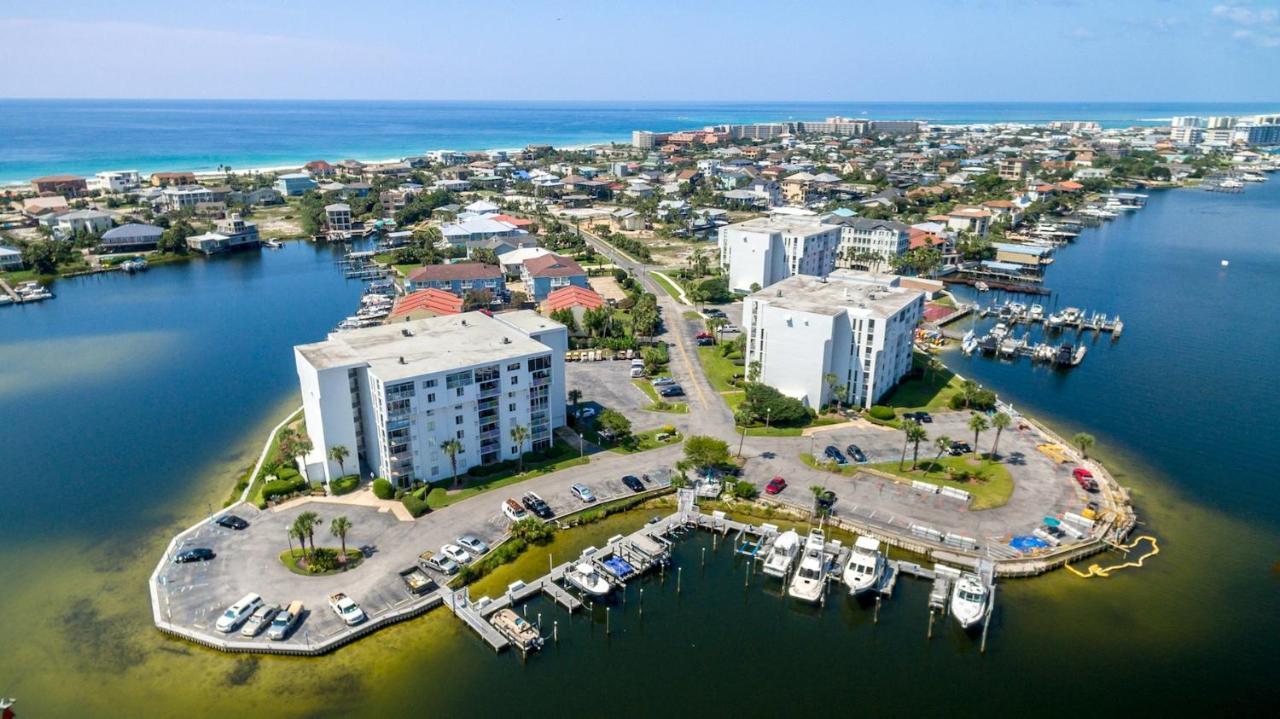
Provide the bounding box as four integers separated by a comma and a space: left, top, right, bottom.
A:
3, 181, 1280, 716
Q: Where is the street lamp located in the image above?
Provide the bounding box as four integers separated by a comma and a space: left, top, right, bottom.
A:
765, 408, 772, 431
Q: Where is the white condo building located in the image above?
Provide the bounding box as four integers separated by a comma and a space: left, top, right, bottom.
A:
743, 270, 924, 409
717, 216, 841, 293
833, 217, 911, 272
294, 311, 567, 487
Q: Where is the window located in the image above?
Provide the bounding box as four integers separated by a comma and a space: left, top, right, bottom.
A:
423, 379, 437, 388
456, 387, 464, 397
511, 375, 519, 385
509, 403, 516, 412
426, 393, 436, 403
456, 430, 464, 439
445, 370, 473, 390
507, 362, 520, 371
455, 415, 463, 425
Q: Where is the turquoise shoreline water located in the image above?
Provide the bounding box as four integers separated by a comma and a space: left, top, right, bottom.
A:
3, 99, 1280, 183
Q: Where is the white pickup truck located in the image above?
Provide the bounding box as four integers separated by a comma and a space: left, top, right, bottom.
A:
328, 592, 366, 626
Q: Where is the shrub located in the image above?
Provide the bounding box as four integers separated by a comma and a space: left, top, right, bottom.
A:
426, 487, 449, 508
739, 382, 809, 426
401, 491, 430, 518
261, 473, 309, 502
307, 548, 340, 573
330, 474, 360, 496
510, 517, 556, 545
868, 405, 896, 421
731, 480, 758, 500
372, 478, 394, 500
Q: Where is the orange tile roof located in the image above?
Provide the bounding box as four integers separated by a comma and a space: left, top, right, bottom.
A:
490, 214, 533, 227
543, 285, 604, 313
390, 288, 463, 318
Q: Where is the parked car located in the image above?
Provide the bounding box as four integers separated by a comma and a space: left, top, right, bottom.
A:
908, 411, 933, 424
765, 476, 787, 495
695, 331, 713, 339
328, 593, 366, 626
267, 600, 304, 641
502, 498, 529, 521
949, 441, 972, 456
457, 535, 489, 556
419, 550, 458, 576
215, 593, 262, 633
704, 309, 725, 318
1073, 467, 1099, 492
570, 483, 597, 503
696, 337, 714, 346
816, 490, 837, 511
651, 376, 676, 387
659, 385, 685, 397
846, 444, 867, 463
621, 475, 644, 492
720, 323, 740, 333
174, 547, 215, 563
215, 514, 248, 530
824, 445, 848, 465
521, 491, 554, 519
441, 544, 471, 565
574, 406, 598, 419
240, 604, 279, 637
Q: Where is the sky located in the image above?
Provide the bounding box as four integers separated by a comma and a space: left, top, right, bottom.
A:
0, 0, 1277, 101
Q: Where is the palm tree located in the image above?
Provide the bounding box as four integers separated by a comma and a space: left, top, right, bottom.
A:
329, 516, 353, 563
907, 422, 929, 470
441, 439, 464, 488
990, 412, 1012, 459
968, 414, 990, 459
960, 380, 979, 409
822, 373, 839, 410
1072, 432, 1096, 459
809, 485, 827, 517
898, 419, 919, 470
932, 435, 952, 474
734, 408, 752, 458
509, 424, 530, 473
567, 388, 583, 416
292, 512, 318, 559
328, 445, 350, 480
286, 525, 299, 556
706, 316, 727, 343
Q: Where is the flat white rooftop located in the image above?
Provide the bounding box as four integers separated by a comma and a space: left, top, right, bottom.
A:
727, 215, 835, 235
297, 311, 555, 380
749, 270, 921, 317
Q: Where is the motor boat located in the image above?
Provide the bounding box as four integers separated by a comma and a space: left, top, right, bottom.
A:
565, 561, 611, 597
950, 573, 990, 629
761, 529, 801, 579
787, 531, 828, 603
842, 536, 885, 596
974, 281, 990, 292
490, 608, 543, 651
1028, 304, 1044, 321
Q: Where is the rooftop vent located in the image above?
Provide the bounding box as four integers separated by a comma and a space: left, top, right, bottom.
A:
398, 356, 407, 364
502, 337, 512, 344
402, 328, 413, 337
461, 319, 468, 326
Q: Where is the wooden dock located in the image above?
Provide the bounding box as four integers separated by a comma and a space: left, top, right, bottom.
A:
446, 588, 510, 652
0, 278, 18, 303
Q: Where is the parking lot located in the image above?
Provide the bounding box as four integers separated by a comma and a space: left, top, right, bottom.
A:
565, 353, 697, 432
152, 443, 683, 652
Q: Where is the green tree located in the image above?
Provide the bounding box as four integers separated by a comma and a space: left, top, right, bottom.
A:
294, 511, 320, 559
932, 435, 952, 474
440, 439, 463, 488
329, 516, 353, 560
990, 412, 1012, 459
898, 419, 919, 470
597, 409, 632, 444
509, 424, 530, 473
683, 435, 730, 470
907, 421, 929, 470
567, 388, 583, 415
328, 445, 350, 479
968, 414, 990, 459
1072, 432, 1096, 459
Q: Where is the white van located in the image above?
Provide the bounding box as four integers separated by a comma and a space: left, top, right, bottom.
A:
215, 592, 263, 633
630, 365, 645, 378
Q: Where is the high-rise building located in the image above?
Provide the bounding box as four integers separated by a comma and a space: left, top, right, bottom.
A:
717, 216, 842, 293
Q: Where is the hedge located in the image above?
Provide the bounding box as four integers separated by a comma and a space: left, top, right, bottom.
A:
868, 405, 896, 421
401, 491, 430, 518
261, 471, 309, 502
372, 478, 394, 500
330, 474, 360, 496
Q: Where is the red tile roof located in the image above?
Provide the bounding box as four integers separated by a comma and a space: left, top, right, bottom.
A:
1056, 181, 1084, 191
391, 288, 463, 317
406, 263, 502, 282
32, 175, 84, 183
543, 285, 604, 313
908, 229, 947, 250
490, 214, 533, 227
523, 253, 585, 278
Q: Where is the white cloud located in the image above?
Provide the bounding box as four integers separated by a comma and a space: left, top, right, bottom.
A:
1212, 2, 1280, 47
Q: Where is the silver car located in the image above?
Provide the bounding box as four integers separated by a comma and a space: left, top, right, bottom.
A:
457, 534, 489, 556
240, 604, 278, 637
570, 483, 597, 503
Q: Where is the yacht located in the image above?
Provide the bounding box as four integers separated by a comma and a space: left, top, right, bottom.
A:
761, 530, 801, 579
1241, 172, 1266, 183
1029, 304, 1044, 321
787, 531, 828, 603
1219, 178, 1244, 189
565, 561, 611, 597
842, 536, 885, 596
950, 573, 990, 629
1045, 312, 1064, 329
974, 281, 990, 292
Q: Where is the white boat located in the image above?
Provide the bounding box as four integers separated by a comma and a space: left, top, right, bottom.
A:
491, 608, 543, 651
842, 536, 885, 596
1029, 304, 1044, 321
961, 329, 978, 356
974, 281, 990, 292
1241, 173, 1265, 183
950, 573, 989, 629
1219, 178, 1244, 189
1046, 312, 1064, 329
761, 529, 801, 579
787, 531, 828, 603
565, 561, 611, 596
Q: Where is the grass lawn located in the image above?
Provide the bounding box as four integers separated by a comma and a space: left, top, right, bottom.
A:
682, 310, 702, 321
632, 379, 689, 413
932, 294, 957, 308
608, 426, 682, 454
279, 548, 364, 576
0, 268, 53, 285
742, 416, 843, 437
233, 409, 305, 507
425, 441, 589, 509
879, 353, 965, 412
867, 456, 1014, 510
695, 345, 743, 394
651, 272, 685, 303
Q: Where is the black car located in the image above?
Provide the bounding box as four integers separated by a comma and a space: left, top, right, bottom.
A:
621, 475, 645, 492
846, 444, 867, 463
704, 309, 725, 318
949, 441, 972, 456
521, 493, 555, 519
823, 445, 848, 465
174, 548, 215, 563
816, 490, 837, 511
696, 337, 714, 346
215, 514, 248, 530
916, 412, 933, 424
659, 385, 685, 397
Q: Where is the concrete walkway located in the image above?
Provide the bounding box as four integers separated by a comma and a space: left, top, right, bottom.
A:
270, 484, 416, 522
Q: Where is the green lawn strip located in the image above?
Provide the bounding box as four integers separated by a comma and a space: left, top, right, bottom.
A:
278, 548, 364, 576
682, 310, 702, 321
228, 407, 305, 507
866, 457, 1013, 510
631, 378, 689, 413
695, 345, 743, 393
651, 272, 685, 303
741, 415, 842, 437
723, 391, 745, 412
425, 441, 589, 509
607, 427, 682, 454
880, 354, 965, 412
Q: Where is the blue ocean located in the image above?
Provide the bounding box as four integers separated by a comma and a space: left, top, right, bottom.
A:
2, 99, 1278, 183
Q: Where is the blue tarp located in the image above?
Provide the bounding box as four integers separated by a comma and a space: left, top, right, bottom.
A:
1009, 536, 1050, 552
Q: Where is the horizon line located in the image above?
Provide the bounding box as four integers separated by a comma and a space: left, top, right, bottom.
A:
1, 96, 1277, 105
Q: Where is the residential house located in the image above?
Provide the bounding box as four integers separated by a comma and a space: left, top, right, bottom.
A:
946, 206, 993, 236
150, 171, 197, 187
99, 223, 163, 251
31, 175, 87, 196
405, 263, 507, 299
521, 253, 589, 301
275, 173, 317, 197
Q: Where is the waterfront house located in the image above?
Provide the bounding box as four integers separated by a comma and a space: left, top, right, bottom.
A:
54, 209, 113, 239
275, 173, 317, 197
325, 203, 353, 232
150, 171, 196, 187
994, 242, 1052, 267
305, 160, 336, 177
520, 253, 589, 301
389, 288, 464, 320
946, 206, 993, 236
186, 213, 260, 254
161, 185, 213, 212
0, 246, 23, 271
405, 262, 506, 299
89, 170, 142, 193
31, 175, 87, 196
99, 223, 163, 251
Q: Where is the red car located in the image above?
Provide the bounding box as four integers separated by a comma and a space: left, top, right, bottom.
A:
765, 476, 787, 495
1072, 467, 1098, 492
